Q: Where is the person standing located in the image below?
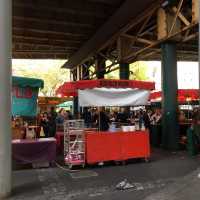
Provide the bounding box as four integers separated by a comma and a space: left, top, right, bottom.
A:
98, 108, 110, 131
40, 113, 49, 138
143, 110, 151, 130
83, 108, 92, 128
48, 107, 57, 137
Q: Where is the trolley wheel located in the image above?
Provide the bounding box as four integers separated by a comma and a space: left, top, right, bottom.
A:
114, 161, 120, 165
68, 163, 73, 170
144, 158, 150, 163
121, 160, 126, 165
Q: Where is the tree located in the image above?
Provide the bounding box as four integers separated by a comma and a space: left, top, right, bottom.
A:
12, 60, 70, 96
130, 61, 149, 80
105, 61, 149, 80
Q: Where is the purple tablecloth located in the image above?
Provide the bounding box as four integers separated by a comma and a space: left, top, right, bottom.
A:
12, 138, 56, 164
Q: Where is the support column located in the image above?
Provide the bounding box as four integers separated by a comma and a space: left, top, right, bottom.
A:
71, 69, 79, 118
119, 63, 129, 80
161, 42, 179, 150
96, 56, 106, 79
0, 0, 12, 198
82, 65, 90, 80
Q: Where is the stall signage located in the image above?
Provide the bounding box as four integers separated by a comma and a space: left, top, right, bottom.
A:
12, 86, 33, 98
12, 86, 39, 117
99, 80, 130, 88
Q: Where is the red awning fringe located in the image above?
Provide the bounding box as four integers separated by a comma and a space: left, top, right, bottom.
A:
56, 79, 155, 97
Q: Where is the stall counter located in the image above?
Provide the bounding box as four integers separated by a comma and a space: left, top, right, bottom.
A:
12, 138, 56, 165
85, 130, 150, 164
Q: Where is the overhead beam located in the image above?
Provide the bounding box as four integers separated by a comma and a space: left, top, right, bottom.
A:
122, 33, 156, 44
63, 0, 159, 68
13, 35, 82, 44
13, 52, 69, 59
125, 22, 198, 62
13, 20, 94, 36
13, 16, 97, 29
13, 0, 115, 19
13, 38, 81, 48
13, 29, 88, 41
172, 7, 190, 26
13, 27, 89, 38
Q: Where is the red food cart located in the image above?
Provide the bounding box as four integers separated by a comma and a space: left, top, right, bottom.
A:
57, 79, 155, 165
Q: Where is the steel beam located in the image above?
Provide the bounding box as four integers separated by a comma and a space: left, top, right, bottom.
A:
63, 0, 158, 68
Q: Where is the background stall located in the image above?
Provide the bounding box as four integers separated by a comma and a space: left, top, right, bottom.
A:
12, 76, 44, 139
12, 77, 56, 167
149, 89, 200, 148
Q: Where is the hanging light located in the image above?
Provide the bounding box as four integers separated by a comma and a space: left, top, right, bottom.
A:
161, 0, 169, 8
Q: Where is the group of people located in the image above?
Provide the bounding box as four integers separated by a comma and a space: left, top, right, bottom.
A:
38, 107, 73, 138
82, 107, 162, 131
37, 105, 164, 136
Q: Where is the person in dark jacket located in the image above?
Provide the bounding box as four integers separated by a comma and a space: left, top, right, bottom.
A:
98, 108, 110, 131
116, 108, 129, 124
40, 113, 49, 138
83, 108, 92, 128
143, 110, 151, 129
48, 107, 57, 137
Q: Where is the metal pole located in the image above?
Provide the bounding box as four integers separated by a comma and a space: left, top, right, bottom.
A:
119, 63, 130, 80
161, 42, 179, 150
0, 0, 12, 198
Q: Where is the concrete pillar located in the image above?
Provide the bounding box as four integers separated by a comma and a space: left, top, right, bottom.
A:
96, 56, 106, 79
119, 63, 129, 80
161, 42, 179, 150
0, 0, 12, 198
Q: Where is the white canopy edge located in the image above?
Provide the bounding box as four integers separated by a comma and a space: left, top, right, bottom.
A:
78, 88, 150, 107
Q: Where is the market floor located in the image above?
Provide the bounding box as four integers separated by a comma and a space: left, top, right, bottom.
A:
10, 148, 200, 200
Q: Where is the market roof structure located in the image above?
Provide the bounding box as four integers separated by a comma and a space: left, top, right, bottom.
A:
13, 0, 198, 63
13, 0, 124, 59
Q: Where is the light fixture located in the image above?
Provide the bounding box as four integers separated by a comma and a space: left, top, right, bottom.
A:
161, 0, 169, 8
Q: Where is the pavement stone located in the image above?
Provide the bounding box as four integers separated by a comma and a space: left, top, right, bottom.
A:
9, 149, 200, 200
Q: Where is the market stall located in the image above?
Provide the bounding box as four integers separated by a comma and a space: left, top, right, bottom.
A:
61, 79, 155, 167
11, 77, 57, 168
38, 96, 72, 113
149, 89, 200, 148
12, 76, 44, 139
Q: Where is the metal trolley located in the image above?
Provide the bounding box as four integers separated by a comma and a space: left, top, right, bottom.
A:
64, 120, 85, 169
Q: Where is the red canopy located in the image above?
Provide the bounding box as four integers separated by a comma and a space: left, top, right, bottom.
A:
56, 82, 77, 97
56, 79, 155, 97
150, 89, 200, 102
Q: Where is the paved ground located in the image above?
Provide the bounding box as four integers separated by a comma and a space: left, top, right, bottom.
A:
9, 149, 200, 200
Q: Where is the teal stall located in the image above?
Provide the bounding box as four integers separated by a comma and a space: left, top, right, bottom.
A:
12, 76, 44, 117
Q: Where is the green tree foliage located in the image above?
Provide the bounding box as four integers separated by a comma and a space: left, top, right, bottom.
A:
130, 61, 149, 80
12, 60, 70, 96
105, 61, 149, 80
